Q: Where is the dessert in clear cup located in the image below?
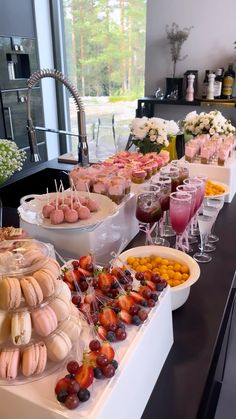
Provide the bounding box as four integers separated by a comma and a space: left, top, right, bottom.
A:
107, 176, 125, 204
218, 145, 230, 166
131, 169, 146, 184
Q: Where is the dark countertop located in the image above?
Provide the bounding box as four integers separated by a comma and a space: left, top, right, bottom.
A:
1, 159, 236, 419
0, 158, 74, 190
139, 198, 236, 419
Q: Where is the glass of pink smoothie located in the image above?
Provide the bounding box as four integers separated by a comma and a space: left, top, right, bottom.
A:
170, 191, 191, 251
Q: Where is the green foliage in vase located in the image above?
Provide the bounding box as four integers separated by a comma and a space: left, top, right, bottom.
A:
166, 22, 193, 78
0, 139, 26, 185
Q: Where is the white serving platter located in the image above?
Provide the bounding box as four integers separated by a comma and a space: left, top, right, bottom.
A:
19, 192, 117, 231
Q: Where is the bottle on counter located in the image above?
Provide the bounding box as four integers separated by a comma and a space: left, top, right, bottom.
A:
214, 68, 224, 99
206, 72, 216, 100
202, 70, 210, 98
221, 64, 235, 99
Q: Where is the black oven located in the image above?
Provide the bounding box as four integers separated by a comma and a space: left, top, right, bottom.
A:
0, 36, 47, 167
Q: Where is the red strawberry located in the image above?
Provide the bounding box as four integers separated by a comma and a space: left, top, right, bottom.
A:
95, 288, 106, 299
73, 269, 81, 283
98, 272, 113, 292
118, 309, 132, 325
79, 255, 93, 271
145, 280, 156, 292
130, 291, 147, 305
143, 270, 153, 281
76, 267, 92, 278
98, 307, 118, 330
83, 350, 99, 366
75, 364, 94, 389
55, 377, 71, 395
110, 267, 123, 279
96, 325, 107, 341
99, 342, 115, 361
117, 294, 135, 312
63, 269, 77, 284
138, 286, 152, 299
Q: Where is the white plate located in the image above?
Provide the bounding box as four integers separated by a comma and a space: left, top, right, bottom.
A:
19, 191, 117, 231
116, 245, 201, 310
205, 180, 230, 199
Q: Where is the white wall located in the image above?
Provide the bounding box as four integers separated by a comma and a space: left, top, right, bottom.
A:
33, 0, 60, 159
145, 0, 236, 123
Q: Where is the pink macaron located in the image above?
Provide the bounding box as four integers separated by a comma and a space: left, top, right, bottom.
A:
31, 305, 58, 337
21, 341, 47, 377
20, 276, 44, 307
0, 347, 20, 380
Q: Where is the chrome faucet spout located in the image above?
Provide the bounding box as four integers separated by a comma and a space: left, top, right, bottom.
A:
26, 68, 89, 166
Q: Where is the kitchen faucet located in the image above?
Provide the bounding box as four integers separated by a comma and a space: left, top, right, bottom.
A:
26, 68, 89, 166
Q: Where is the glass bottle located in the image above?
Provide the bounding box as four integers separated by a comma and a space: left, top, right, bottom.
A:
221, 64, 235, 99
202, 70, 210, 98
214, 68, 224, 98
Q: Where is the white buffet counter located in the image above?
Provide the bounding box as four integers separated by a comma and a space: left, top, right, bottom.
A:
0, 287, 173, 419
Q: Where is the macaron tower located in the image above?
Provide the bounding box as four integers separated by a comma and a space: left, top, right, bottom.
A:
0, 239, 81, 383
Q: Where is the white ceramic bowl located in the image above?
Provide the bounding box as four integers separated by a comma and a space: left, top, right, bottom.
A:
117, 245, 200, 311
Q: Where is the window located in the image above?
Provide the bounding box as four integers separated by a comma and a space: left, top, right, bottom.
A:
61, 0, 146, 158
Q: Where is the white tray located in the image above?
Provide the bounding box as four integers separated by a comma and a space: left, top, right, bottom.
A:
0, 287, 173, 419
19, 194, 139, 264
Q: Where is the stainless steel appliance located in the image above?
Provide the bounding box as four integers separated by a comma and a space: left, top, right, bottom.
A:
0, 36, 47, 167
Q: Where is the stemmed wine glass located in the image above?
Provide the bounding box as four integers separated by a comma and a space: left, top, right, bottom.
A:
159, 166, 180, 237
151, 175, 171, 246
183, 177, 204, 240
169, 191, 192, 251
193, 214, 215, 263
135, 185, 162, 245
201, 205, 218, 252
204, 197, 224, 243
176, 184, 197, 252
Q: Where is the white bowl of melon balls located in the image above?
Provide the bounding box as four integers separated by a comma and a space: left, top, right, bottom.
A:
117, 246, 200, 310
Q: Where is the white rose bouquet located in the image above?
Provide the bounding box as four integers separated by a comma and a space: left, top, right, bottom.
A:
0, 139, 26, 184
183, 110, 236, 137
129, 117, 170, 154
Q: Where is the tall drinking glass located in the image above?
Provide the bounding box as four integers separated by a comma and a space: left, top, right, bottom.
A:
177, 184, 197, 251
170, 160, 189, 184
193, 214, 215, 263
201, 206, 218, 252
159, 166, 180, 237
204, 197, 224, 242
151, 175, 171, 246
136, 187, 162, 245
183, 177, 204, 240
170, 191, 192, 251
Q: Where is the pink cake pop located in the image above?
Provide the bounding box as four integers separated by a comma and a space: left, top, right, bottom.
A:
42, 188, 55, 218
50, 181, 64, 224
64, 191, 79, 223
58, 181, 70, 212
